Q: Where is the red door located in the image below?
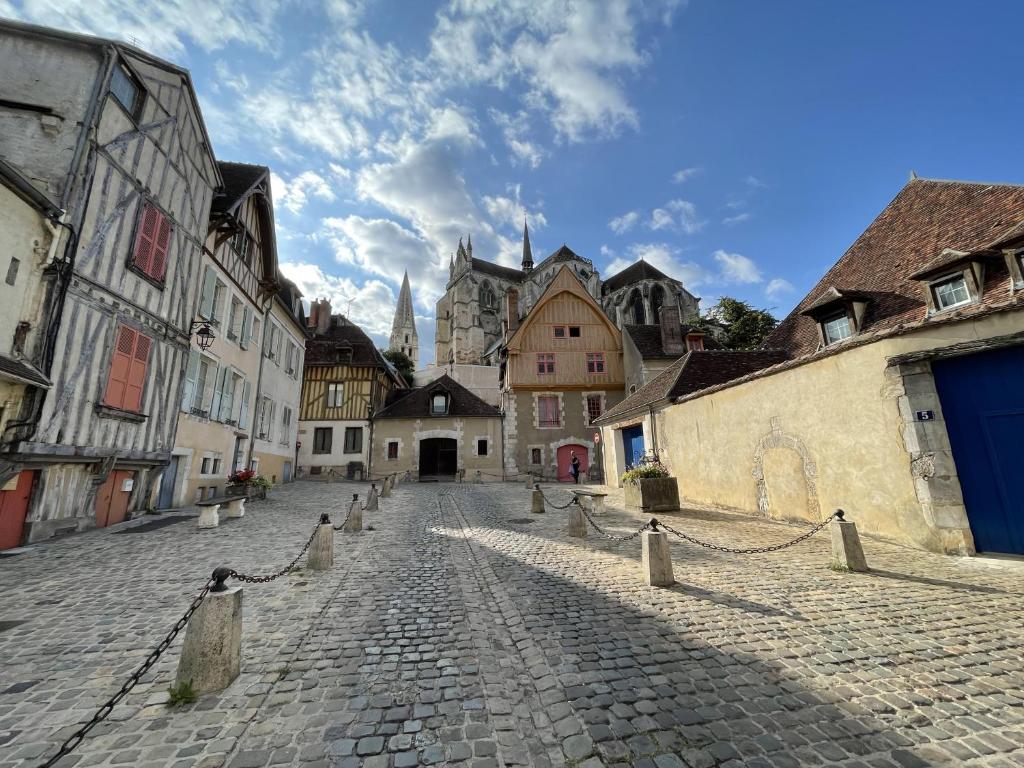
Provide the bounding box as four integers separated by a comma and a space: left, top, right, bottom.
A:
556, 445, 588, 483
95, 470, 135, 528
0, 471, 35, 550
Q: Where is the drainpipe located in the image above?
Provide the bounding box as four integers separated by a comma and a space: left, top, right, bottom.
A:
649, 404, 659, 461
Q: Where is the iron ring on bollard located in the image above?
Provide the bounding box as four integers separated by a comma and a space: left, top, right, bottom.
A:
320, 513, 331, 525
649, 517, 660, 532
210, 566, 232, 593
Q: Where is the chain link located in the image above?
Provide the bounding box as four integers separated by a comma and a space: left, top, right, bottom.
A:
658, 511, 838, 554
38, 579, 214, 768
332, 505, 355, 531
230, 523, 320, 583
579, 505, 651, 541
538, 490, 577, 510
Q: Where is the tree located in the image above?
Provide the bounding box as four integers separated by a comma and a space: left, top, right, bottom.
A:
382, 348, 415, 385
701, 297, 778, 350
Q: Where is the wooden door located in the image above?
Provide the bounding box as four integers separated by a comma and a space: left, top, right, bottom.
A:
95, 470, 135, 528
556, 445, 588, 483
0, 471, 35, 550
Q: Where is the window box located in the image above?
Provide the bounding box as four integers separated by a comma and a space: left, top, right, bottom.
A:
94, 402, 147, 424
624, 476, 680, 513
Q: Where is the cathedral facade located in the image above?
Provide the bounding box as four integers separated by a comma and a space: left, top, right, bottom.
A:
434, 225, 701, 365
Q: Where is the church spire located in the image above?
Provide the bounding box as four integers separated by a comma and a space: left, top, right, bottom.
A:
522, 219, 534, 273
389, 270, 419, 367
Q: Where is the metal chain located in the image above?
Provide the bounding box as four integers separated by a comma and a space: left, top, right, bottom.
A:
658, 511, 838, 554
579, 505, 651, 541
38, 579, 214, 768
229, 522, 320, 583
539, 490, 577, 510
332, 505, 355, 531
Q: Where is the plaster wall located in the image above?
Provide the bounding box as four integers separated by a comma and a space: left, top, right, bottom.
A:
414, 364, 501, 406
372, 416, 503, 480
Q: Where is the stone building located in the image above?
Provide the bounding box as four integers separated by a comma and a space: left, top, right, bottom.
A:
372, 374, 502, 481
597, 177, 1024, 557
434, 223, 699, 366
388, 270, 418, 367
0, 20, 219, 543
296, 301, 404, 479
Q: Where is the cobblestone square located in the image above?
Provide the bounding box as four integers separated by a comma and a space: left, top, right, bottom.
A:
1, 480, 1022, 768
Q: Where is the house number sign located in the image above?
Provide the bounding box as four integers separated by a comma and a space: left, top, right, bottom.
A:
916, 410, 935, 421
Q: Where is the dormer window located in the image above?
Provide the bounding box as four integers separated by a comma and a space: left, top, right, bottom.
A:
931, 274, 972, 311
110, 65, 144, 120
821, 312, 853, 345
431, 393, 448, 415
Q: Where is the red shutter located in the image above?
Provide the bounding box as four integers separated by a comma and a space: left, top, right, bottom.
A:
104, 326, 136, 409
132, 204, 159, 275
151, 213, 172, 280
124, 333, 151, 412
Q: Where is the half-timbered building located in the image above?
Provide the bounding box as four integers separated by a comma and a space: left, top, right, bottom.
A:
164, 162, 280, 507
0, 20, 219, 542
297, 300, 404, 480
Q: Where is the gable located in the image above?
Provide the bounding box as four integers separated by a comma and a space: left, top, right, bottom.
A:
509, 266, 621, 352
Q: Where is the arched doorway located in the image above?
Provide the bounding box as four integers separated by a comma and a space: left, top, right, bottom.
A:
419, 438, 457, 480
556, 444, 588, 483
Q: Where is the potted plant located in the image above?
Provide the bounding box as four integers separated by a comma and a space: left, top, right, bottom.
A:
226, 470, 270, 501
622, 460, 679, 512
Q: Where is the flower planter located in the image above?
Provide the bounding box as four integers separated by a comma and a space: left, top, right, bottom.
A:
226, 483, 267, 501
624, 476, 680, 512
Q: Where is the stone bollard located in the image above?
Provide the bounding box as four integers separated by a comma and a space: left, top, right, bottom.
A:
380, 476, 392, 498
365, 484, 379, 512
474, 470, 481, 484
197, 505, 220, 529
567, 501, 587, 538
830, 510, 869, 572
392, 472, 400, 488
308, 515, 334, 571
642, 520, 675, 587
531, 486, 545, 514
524, 473, 534, 489
175, 568, 242, 694
342, 494, 363, 533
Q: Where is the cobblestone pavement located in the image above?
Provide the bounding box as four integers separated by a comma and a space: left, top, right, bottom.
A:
1, 480, 1023, 768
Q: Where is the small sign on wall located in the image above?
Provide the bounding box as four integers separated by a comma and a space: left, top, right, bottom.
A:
916, 410, 936, 421
121, 478, 135, 492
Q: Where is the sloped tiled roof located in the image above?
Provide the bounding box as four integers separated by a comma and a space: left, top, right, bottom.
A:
0, 354, 51, 388
624, 324, 721, 357
602, 259, 672, 293
305, 319, 385, 367
533, 244, 591, 273
594, 349, 789, 425
767, 178, 1024, 357
212, 161, 267, 214
374, 375, 500, 419
472, 258, 524, 283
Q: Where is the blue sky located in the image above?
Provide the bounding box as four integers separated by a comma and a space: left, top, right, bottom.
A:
4, 0, 1023, 364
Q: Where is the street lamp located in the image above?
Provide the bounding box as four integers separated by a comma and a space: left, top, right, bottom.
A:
189, 320, 215, 351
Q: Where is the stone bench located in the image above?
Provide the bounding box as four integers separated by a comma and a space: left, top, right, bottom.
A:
196, 495, 246, 528
572, 489, 608, 514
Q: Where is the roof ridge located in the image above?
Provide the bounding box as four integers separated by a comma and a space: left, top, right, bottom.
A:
911, 176, 1024, 189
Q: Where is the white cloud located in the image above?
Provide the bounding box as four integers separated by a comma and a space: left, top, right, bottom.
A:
722, 212, 751, 226
745, 174, 767, 189
649, 199, 704, 234
713, 250, 762, 284
279, 261, 396, 341
482, 185, 548, 232
609, 210, 641, 234
672, 167, 699, 184
271, 170, 336, 215
489, 109, 545, 168
765, 278, 795, 299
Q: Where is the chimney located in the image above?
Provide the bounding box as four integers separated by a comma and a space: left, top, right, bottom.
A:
316, 298, 331, 335
307, 300, 319, 330
659, 303, 684, 356
506, 288, 520, 335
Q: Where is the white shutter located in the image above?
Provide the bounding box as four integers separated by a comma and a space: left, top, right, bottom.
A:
240, 307, 252, 349
266, 401, 276, 441
198, 266, 216, 319
219, 371, 236, 421
239, 379, 252, 429
210, 365, 226, 420
181, 350, 199, 412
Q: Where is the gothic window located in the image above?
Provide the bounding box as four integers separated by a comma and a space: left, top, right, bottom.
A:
629, 290, 646, 324
480, 281, 496, 309
650, 285, 666, 321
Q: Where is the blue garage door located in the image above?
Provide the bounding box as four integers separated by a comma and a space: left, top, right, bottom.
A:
622, 425, 645, 469
932, 346, 1024, 555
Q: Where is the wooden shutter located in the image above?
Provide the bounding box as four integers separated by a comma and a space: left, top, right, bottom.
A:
219, 371, 235, 421
199, 266, 216, 318
210, 365, 226, 419
132, 204, 159, 276
239, 379, 251, 429
123, 332, 151, 412
104, 326, 136, 408
181, 350, 199, 412
151, 211, 172, 280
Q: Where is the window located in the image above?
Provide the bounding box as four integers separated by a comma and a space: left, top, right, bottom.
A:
387, 441, 399, 460
431, 393, 448, 415
569, 326, 581, 338
266, 323, 282, 362
313, 427, 333, 454
822, 313, 853, 345
531, 448, 542, 465
251, 317, 261, 347
130, 203, 172, 283
227, 298, 242, 340
110, 65, 143, 118
586, 395, 603, 424
217, 370, 242, 423
932, 274, 972, 311
344, 427, 363, 453
553, 326, 566, 339
182, 353, 214, 415
231, 228, 253, 265
538, 395, 560, 427
480, 282, 496, 308
195, 487, 206, 503
281, 406, 292, 444
6, 258, 19, 286
257, 396, 274, 440
104, 325, 151, 412
239, 307, 252, 350
201, 457, 212, 474
238, 380, 252, 429
537, 353, 555, 375
326, 382, 344, 408
477, 439, 488, 456
212, 457, 222, 475
586, 352, 606, 374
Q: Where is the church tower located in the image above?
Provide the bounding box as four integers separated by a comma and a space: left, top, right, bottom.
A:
389, 271, 418, 367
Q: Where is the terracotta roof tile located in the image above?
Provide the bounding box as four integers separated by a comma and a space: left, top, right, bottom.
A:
624, 324, 721, 357
375, 375, 500, 419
